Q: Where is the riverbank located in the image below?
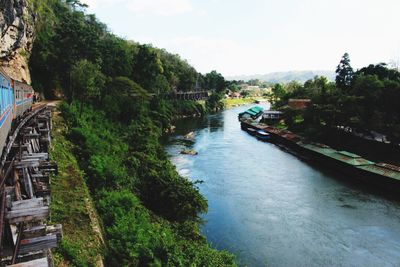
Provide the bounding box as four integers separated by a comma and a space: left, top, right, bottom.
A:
223, 97, 257, 108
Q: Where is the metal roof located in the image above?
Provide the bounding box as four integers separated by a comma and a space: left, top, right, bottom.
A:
298, 143, 374, 166
298, 143, 337, 155
338, 151, 361, 158
357, 164, 400, 181
327, 152, 374, 166
239, 106, 264, 118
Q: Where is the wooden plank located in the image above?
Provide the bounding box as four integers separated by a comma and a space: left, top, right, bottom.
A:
22, 133, 41, 139
22, 168, 34, 199
11, 222, 24, 264
6, 194, 12, 209
14, 171, 22, 201
34, 188, 51, 198
21, 154, 48, 161
31, 175, 49, 184
6, 207, 49, 224
9, 257, 49, 267
30, 174, 48, 178
22, 224, 62, 240
46, 224, 62, 241
22, 225, 46, 239
12, 198, 44, 211
19, 234, 58, 254
14, 160, 41, 169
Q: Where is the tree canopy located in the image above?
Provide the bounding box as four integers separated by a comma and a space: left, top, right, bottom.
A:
335, 52, 354, 89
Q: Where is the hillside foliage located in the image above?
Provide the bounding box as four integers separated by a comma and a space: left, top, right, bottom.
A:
271, 54, 400, 142
29, 0, 234, 266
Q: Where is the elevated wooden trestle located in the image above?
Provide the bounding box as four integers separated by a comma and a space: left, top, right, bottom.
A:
0, 105, 61, 266
172, 90, 209, 101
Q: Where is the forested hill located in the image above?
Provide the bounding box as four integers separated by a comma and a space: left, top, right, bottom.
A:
227, 70, 335, 83
27, 0, 235, 266
29, 1, 226, 101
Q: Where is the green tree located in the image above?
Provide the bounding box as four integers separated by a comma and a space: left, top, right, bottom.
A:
335, 53, 354, 89
206, 92, 224, 112
132, 44, 164, 91
205, 71, 226, 92
70, 59, 105, 114
271, 83, 285, 106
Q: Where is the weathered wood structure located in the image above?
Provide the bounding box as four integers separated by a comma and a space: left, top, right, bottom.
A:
172, 90, 209, 101
0, 105, 61, 266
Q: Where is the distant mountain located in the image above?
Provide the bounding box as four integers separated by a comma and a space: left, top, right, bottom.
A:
227, 70, 335, 83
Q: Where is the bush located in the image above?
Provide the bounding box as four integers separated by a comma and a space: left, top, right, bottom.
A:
59, 100, 236, 266
97, 190, 235, 266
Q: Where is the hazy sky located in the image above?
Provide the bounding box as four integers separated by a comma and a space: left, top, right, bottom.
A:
82, 0, 400, 76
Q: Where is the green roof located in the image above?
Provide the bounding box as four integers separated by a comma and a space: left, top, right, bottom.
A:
357, 164, 400, 181
250, 106, 264, 113
326, 152, 374, 166
298, 143, 374, 166
239, 106, 264, 117
298, 143, 337, 155
338, 151, 361, 158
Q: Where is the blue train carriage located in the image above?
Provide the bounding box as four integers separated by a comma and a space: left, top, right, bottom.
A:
0, 68, 14, 151
13, 79, 34, 118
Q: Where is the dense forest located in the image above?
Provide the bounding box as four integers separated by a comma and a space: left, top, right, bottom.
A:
28, 0, 234, 266
29, 0, 226, 112
271, 53, 400, 143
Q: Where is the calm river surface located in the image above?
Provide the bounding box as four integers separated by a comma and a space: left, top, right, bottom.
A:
164, 104, 400, 267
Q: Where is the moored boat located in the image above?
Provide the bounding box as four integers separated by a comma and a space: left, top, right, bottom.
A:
256, 129, 271, 141
246, 127, 257, 135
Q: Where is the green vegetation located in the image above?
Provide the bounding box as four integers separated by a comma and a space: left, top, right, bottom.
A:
50, 111, 104, 266
58, 102, 235, 266
29, 0, 226, 109
29, 0, 235, 265
223, 97, 256, 108
271, 54, 400, 142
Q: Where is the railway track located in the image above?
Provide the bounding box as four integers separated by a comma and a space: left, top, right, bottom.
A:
0, 104, 61, 266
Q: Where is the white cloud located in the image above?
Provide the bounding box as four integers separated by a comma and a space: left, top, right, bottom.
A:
82, 0, 400, 75
136, 36, 265, 76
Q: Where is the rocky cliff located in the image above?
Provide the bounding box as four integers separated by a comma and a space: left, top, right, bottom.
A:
0, 0, 35, 83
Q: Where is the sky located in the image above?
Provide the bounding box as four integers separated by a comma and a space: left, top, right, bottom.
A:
81, 0, 400, 76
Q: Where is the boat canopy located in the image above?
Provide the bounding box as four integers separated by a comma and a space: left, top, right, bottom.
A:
239, 106, 264, 119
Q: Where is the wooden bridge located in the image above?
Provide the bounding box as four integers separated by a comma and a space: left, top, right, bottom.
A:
0, 105, 61, 266
171, 90, 209, 101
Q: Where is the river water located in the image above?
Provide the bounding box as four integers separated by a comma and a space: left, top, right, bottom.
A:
164, 104, 400, 267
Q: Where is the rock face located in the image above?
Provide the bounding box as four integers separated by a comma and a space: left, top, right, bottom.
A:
0, 0, 36, 83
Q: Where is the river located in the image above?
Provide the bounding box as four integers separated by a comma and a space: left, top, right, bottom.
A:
163, 104, 400, 267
